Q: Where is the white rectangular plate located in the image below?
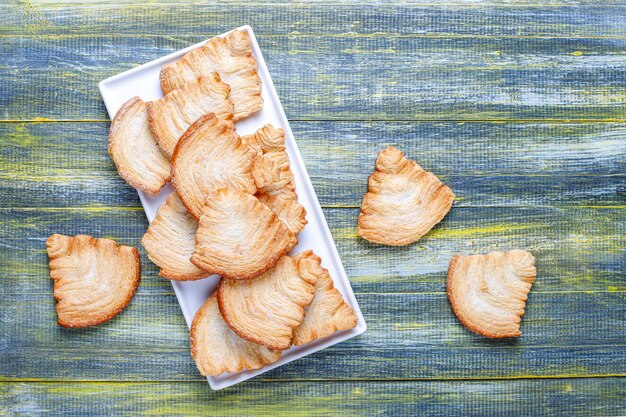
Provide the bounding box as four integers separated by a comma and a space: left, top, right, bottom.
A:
99, 26, 366, 390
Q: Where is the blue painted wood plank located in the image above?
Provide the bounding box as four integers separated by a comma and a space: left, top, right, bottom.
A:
1, 291, 625, 381
1, 207, 624, 295
2, 35, 626, 120
0, 122, 624, 209
6, 2, 626, 37
1, 378, 625, 417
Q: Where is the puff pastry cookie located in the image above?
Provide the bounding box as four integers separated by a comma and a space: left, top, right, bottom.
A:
46, 234, 140, 328
357, 147, 455, 246
217, 256, 315, 350
243, 124, 286, 155
160, 29, 263, 120
245, 124, 297, 200
191, 295, 281, 376
148, 74, 234, 157
171, 113, 256, 219
293, 250, 358, 345
253, 151, 297, 200
108, 97, 170, 195
141, 193, 207, 281
191, 188, 297, 280
447, 250, 537, 338
257, 193, 307, 235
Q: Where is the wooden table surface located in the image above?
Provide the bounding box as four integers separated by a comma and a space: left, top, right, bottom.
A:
1, 1, 625, 415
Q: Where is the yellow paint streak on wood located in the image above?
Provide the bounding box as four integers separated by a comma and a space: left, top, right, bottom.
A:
394, 323, 432, 330
331, 222, 541, 240
427, 224, 535, 238
2, 374, 626, 383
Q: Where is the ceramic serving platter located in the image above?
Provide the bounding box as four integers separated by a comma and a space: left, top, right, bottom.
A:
99, 25, 366, 390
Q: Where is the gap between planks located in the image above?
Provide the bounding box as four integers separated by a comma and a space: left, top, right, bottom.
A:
6, 1, 626, 8
4, 344, 626, 352
1, 374, 625, 384
5, 33, 626, 40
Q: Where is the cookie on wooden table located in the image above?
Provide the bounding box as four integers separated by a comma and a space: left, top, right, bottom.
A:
171, 113, 256, 219
148, 74, 234, 157
141, 193, 207, 281
447, 250, 537, 338
160, 29, 263, 120
191, 188, 297, 280
108, 96, 170, 195
46, 234, 140, 328
357, 147, 455, 246
217, 256, 315, 350
292, 250, 358, 345
191, 295, 281, 376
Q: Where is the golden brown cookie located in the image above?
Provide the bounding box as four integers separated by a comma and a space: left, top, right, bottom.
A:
148, 74, 234, 157
292, 250, 358, 345
242, 124, 286, 155
447, 250, 537, 338
141, 193, 207, 281
191, 188, 297, 280
191, 295, 281, 376
357, 147, 455, 246
46, 234, 141, 328
252, 151, 297, 200
171, 113, 256, 219
160, 29, 262, 120
217, 256, 315, 350
108, 97, 170, 195
257, 193, 307, 235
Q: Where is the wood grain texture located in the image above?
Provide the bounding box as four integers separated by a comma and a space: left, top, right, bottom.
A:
1, 208, 624, 295
2, 35, 626, 120
1, 379, 625, 417
0, 122, 624, 208
6, 2, 626, 37
1, 291, 625, 381
2, 0, 625, 415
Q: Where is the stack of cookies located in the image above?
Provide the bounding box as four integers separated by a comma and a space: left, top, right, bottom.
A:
108, 30, 358, 375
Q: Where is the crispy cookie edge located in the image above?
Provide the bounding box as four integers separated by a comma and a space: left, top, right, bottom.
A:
108, 97, 170, 195
216, 273, 296, 351
46, 234, 141, 328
